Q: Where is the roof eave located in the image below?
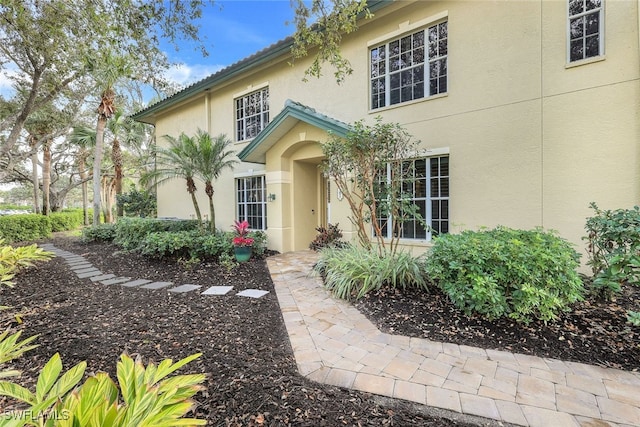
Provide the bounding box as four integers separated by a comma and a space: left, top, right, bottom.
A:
238, 101, 350, 164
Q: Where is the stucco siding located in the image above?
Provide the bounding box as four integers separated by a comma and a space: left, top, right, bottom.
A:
143, 0, 640, 254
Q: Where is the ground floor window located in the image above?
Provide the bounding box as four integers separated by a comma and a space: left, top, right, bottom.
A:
236, 176, 267, 230
376, 156, 449, 240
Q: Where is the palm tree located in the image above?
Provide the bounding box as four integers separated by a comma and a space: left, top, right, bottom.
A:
69, 126, 96, 226
192, 130, 237, 232
91, 53, 132, 225
142, 132, 203, 225
107, 110, 127, 218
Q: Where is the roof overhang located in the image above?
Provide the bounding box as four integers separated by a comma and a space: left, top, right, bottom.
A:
238, 100, 350, 164
130, 0, 394, 125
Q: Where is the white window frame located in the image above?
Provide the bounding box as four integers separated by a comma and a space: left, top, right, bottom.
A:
235, 174, 267, 230
370, 20, 448, 110
376, 155, 449, 241
567, 0, 604, 63
235, 87, 269, 142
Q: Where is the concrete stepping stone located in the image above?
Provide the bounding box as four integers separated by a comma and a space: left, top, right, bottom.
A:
91, 274, 115, 282
202, 286, 233, 295
101, 277, 132, 285
70, 264, 94, 271
140, 281, 173, 290
73, 267, 100, 274
237, 289, 269, 299
168, 284, 201, 293
121, 279, 152, 288
77, 270, 104, 279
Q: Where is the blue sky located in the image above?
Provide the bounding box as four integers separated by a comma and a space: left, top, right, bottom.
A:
161, 0, 297, 88
0, 1, 297, 98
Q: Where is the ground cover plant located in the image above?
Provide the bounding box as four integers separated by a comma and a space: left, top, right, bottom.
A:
1, 236, 485, 426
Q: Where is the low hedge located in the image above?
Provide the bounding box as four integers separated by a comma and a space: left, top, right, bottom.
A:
0, 214, 51, 243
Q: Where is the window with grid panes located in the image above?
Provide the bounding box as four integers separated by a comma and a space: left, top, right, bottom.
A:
375, 156, 449, 240
370, 21, 447, 110
236, 176, 267, 230
235, 88, 269, 141
568, 0, 603, 62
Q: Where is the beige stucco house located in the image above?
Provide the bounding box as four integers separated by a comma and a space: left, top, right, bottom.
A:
132, 0, 640, 258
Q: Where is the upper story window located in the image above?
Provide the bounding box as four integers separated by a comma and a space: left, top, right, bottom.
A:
568, 0, 604, 62
235, 87, 269, 141
370, 21, 447, 110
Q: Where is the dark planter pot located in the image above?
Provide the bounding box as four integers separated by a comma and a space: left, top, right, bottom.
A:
234, 246, 252, 262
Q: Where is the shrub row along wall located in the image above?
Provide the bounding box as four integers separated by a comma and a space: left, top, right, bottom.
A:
0, 210, 87, 243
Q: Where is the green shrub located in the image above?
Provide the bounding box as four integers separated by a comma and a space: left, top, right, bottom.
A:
81, 223, 117, 242
313, 246, 428, 300
139, 230, 241, 260
426, 227, 583, 323
139, 230, 204, 258
117, 187, 157, 217
49, 211, 84, 232
584, 203, 640, 299
0, 214, 51, 243
1, 239, 54, 287
309, 223, 347, 251
627, 310, 640, 327
247, 230, 267, 256
114, 218, 200, 250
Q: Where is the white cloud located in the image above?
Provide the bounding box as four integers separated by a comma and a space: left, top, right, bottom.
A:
164, 63, 226, 87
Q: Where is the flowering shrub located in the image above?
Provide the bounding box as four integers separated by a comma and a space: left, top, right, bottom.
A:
232, 220, 254, 247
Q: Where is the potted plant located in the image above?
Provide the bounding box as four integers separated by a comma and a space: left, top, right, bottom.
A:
232, 220, 254, 262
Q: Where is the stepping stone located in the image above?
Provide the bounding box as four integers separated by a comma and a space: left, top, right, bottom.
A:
101, 277, 132, 285
77, 270, 104, 279
91, 274, 115, 282
67, 259, 89, 265
168, 284, 202, 293
202, 286, 233, 295
141, 281, 173, 290
65, 257, 86, 262
70, 264, 93, 271
73, 267, 99, 274
237, 289, 269, 299
121, 279, 152, 288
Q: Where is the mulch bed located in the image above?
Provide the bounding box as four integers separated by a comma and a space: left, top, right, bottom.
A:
355, 280, 640, 372
0, 237, 496, 427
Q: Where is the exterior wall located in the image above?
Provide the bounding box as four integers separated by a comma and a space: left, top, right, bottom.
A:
148, 0, 640, 257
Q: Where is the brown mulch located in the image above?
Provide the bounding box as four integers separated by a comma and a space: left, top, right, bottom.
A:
355, 280, 640, 372
0, 236, 497, 427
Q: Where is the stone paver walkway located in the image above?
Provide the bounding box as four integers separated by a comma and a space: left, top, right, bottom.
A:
267, 251, 640, 427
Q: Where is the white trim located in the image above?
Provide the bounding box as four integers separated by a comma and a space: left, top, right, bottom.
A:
367, 11, 448, 47
234, 170, 266, 178
265, 170, 292, 184
566, 0, 605, 63
232, 81, 269, 99
418, 146, 450, 157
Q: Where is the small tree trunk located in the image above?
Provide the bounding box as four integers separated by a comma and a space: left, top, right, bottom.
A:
93, 115, 107, 225
29, 137, 40, 214
112, 138, 124, 218
42, 139, 51, 216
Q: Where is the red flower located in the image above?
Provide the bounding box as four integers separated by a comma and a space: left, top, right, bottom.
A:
233, 236, 254, 247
